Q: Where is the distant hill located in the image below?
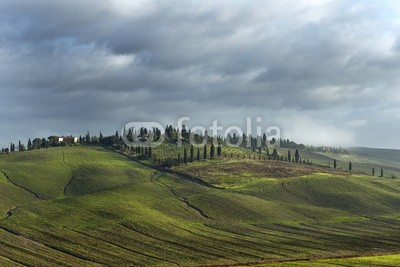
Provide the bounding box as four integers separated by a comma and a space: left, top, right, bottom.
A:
349, 147, 400, 167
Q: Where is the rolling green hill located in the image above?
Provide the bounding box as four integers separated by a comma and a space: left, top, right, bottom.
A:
1, 146, 400, 266
276, 146, 400, 178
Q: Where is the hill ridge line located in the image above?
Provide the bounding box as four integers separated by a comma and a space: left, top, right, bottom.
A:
107, 147, 223, 189
0, 170, 45, 200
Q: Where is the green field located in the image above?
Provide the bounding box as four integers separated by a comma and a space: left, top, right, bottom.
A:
247, 253, 400, 266
276, 146, 400, 178
139, 141, 400, 179
1, 145, 400, 266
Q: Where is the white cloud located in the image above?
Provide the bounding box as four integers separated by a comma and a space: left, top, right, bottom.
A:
109, 0, 156, 17
106, 54, 136, 68
281, 116, 355, 147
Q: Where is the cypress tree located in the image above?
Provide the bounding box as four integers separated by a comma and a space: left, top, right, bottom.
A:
184, 148, 187, 164
287, 150, 291, 162
210, 143, 215, 159
381, 168, 384, 177
190, 145, 194, 162
197, 148, 200, 161
203, 145, 207, 160
258, 147, 262, 154
334, 159, 337, 169
372, 167, 375, 176
86, 131, 91, 143
41, 138, 46, 148
217, 145, 222, 157
272, 148, 278, 159
266, 147, 269, 156
28, 138, 32, 150
294, 149, 300, 163
349, 161, 352, 171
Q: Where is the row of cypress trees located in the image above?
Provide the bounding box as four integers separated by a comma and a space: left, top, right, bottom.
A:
333, 159, 385, 177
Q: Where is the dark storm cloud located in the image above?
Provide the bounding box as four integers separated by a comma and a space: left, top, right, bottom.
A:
1, 0, 400, 148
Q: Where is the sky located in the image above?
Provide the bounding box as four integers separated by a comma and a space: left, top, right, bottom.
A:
1, 0, 400, 149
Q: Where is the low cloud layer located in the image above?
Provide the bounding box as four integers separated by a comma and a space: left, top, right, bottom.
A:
1, 0, 400, 148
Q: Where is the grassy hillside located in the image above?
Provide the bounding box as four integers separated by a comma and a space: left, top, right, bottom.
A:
246, 253, 400, 266
275, 146, 400, 179
349, 147, 400, 164
1, 146, 400, 266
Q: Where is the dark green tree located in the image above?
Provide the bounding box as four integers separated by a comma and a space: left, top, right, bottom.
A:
294, 149, 300, 163
381, 168, 384, 177
33, 138, 41, 149
372, 167, 375, 176
210, 143, 215, 159
184, 148, 187, 164
190, 145, 194, 162
217, 145, 222, 157
18, 141, 24, 152
262, 134, 267, 148
197, 148, 200, 161
272, 148, 278, 159
334, 159, 337, 169
349, 161, 352, 171
86, 131, 91, 143
27, 138, 32, 150
41, 138, 46, 148
92, 136, 99, 144
203, 145, 207, 160
287, 150, 291, 162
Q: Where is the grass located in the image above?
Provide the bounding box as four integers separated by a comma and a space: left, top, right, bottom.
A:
247, 253, 400, 266
1, 145, 400, 266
